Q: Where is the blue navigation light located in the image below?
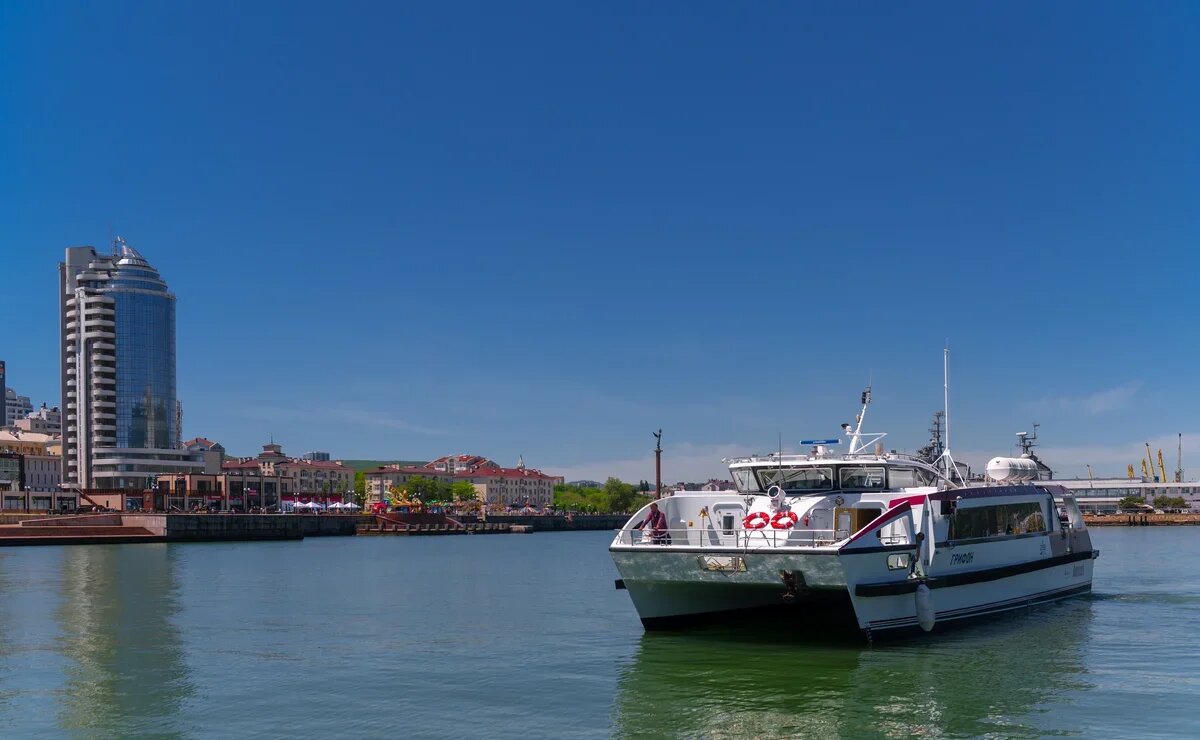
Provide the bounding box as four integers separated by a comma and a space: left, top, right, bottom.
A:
801, 439, 841, 445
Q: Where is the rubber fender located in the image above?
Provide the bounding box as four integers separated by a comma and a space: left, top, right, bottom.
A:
916, 583, 935, 632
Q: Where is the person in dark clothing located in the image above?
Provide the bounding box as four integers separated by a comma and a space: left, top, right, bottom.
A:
635, 502, 669, 544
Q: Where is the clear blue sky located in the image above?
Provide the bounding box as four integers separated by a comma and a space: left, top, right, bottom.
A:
2, 2, 1197, 482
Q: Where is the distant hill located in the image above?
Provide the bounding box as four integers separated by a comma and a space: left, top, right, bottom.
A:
340, 459, 427, 471
220, 453, 427, 470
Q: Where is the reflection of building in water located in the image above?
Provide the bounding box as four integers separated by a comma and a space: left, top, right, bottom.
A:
612, 604, 1092, 738
56, 544, 190, 734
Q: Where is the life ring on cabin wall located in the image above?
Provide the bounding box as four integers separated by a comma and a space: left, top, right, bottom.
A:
770, 511, 799, 529
743, 512, 770, 530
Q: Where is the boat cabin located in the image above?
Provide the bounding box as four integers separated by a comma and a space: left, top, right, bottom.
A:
728, 456, 944, 495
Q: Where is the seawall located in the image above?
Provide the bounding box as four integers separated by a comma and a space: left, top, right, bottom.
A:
1085, 513, 1200, 526
482, 514, 626, 531
0, 513, 359, 546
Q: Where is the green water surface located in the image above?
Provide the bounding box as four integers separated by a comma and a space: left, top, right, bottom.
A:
0, 528, 1195, 738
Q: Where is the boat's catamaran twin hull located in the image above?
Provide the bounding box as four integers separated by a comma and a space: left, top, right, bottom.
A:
610, 484, 1098, 637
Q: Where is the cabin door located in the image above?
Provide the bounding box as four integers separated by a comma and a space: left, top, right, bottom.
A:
834, 507, 882, 539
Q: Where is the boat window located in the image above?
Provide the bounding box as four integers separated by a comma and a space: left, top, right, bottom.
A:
949, 501, 1048, 540
839, 466, 886, 490
756, 466, 833, 493
732, 468, 761, 493
887, 553, 911, 571
888, 466, 937, 488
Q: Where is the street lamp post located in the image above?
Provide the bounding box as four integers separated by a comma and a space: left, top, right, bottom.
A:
653, 429, 663, 499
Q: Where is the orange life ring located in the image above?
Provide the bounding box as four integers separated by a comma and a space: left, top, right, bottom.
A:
743, 511, 770, 530
771, 511, 799, 529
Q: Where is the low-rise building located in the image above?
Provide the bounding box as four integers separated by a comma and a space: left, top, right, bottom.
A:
14, 404, 62, 435
0, 430, 68, 510
364, 454, 564, 509
1049, 478, 1200, 513
217, 442, 352, 509
184, 437, 225, 455
3, 388, 33, 427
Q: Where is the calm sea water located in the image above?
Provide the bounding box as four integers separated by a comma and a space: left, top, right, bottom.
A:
0, 528, 1197, 738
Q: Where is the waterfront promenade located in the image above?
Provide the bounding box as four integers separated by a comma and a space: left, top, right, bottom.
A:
0, 511, 627, 546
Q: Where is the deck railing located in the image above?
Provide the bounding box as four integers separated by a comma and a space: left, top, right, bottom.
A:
613, 526, 843, 548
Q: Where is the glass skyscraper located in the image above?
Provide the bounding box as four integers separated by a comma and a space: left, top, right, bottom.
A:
60, 238, 199, 490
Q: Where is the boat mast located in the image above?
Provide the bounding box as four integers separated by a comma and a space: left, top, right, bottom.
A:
940, 346, 961, 484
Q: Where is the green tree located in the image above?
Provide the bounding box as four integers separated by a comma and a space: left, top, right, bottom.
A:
604, 477, 641, 513
405, 476, 450, 502
1118, 495, 1145, 510
353, 471, 367, 506
554, 483, 602, 512
1153, 495, 1188, 510
451, 481, 479, 503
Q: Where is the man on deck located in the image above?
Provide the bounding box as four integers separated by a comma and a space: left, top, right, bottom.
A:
635, 502, 669, 544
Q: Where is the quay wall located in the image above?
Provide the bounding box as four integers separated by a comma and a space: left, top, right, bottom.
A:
0, 514, 54, 525
483, 514, 626, 531
20, 514, 125, 527
1085, 513, 1200, 526
122, 514, 358, 541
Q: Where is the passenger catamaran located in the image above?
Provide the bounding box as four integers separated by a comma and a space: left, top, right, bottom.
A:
610, 389, 1099, 638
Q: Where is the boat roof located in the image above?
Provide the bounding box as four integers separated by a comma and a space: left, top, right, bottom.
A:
727, 451, 937, 469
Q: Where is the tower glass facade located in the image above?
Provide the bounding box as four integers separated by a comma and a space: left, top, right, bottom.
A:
111, 280, 177, 449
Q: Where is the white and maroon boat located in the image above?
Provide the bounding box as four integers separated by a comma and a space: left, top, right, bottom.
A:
610, 389, 1099, 638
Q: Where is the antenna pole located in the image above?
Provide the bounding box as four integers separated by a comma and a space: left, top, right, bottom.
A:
943, 346, 950, 456
849, 386, 871, 454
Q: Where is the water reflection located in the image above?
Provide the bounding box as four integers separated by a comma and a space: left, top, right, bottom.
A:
56, 544, 191, 736
613, 600, 1095, 738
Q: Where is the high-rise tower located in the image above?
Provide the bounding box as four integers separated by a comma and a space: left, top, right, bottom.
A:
60, 238, 199, 490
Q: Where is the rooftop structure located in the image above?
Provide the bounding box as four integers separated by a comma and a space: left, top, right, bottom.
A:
4, 387, 33, 427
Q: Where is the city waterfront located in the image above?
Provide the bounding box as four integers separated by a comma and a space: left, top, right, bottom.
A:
0, 528, 1197, 737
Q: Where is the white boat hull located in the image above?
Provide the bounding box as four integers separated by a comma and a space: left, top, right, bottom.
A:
610, 547, 849, 627
845, 549, 1096, 635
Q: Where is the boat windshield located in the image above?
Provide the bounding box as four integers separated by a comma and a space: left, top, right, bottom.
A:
756, 466, 833, 493
731, 468, 761, 492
